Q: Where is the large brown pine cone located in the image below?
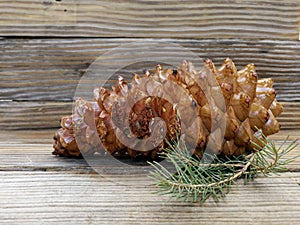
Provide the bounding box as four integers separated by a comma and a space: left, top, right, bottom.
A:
52, 58, 283, 158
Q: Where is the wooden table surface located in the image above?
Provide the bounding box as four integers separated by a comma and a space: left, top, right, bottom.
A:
0, 130, 299, 225
0, 0, 300, 224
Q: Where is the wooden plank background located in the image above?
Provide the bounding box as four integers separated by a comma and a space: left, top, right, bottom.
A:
0, 0, 300, 224
1, 38, 300, 130
1, 39, 300, 102
0, 0, 299, 39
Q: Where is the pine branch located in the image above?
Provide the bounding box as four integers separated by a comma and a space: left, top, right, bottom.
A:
149, 134, 299, 203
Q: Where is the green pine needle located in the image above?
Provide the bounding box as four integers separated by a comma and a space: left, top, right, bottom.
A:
149, 134, 299, 203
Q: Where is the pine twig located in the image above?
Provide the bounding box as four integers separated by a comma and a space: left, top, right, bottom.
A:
149, 135, 299, 203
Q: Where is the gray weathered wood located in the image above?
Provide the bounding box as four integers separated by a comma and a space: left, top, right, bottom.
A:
1, 38, 299, 101
0, 129, 299, 171
1, 101, 299, 130
0, 101, 72, 130
0, 0, 299, 39
0, 129, 299, 223
1, 0, 300, 224
0, 171, 299, 224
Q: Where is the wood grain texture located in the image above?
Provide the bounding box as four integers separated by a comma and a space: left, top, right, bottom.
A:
1, 1, 300, 223
0, 0, 299, 39
0, 101, 72, 130
0, 171, 299, 224
277, 102, 300, 130
0, 130, 299, 224
1, 38, 300, 101
0, 130, 299, 171
1, 101, 299, 130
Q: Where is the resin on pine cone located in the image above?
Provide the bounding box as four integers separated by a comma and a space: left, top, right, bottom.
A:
52, 58, 283, 158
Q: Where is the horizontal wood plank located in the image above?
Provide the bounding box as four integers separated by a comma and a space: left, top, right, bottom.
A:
0, 0, 299, 39
0, 101, 72, 130
277, 102, 300, 130
0, 130, 299, 224
0, 101, 299, 130
0, 129, 299, 171
1, 38, 300, 101
0, 171, 299, 224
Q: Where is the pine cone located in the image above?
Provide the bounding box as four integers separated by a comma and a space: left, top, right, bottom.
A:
52, 58, 283, 158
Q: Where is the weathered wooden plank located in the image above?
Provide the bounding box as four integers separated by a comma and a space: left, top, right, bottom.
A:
0, 130, 299, 171
277, 102, 300, 130
0, 171, 299, 224
1, 101, 299, 130
0, 127, 295, 146
1, 38, 300, 101
0, 0, 299, 39
0, 130, 299, 224
0, 101, 72, 130
0, 129, 54, 145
